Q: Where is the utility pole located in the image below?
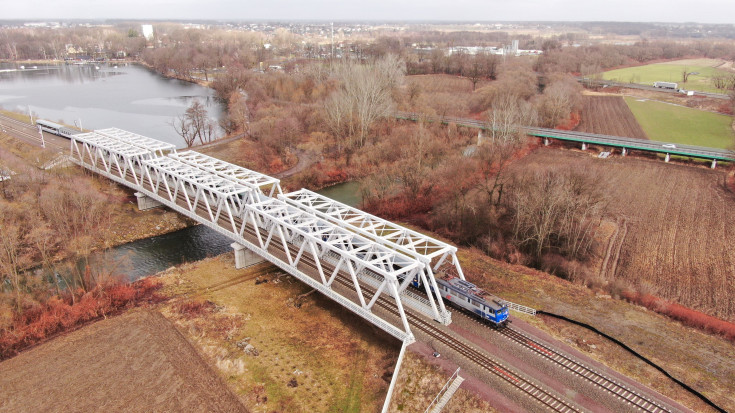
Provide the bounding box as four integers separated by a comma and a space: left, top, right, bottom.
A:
38, 125, 45, 148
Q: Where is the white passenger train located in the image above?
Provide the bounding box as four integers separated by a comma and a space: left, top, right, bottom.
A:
35, 119, 78, 139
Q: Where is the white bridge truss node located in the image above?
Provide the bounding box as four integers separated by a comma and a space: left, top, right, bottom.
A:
140, 156, 258, 228
69, 132, 153, 186
281, 189, 464, 325
71, 129, 422, 342
168, 151, 282, 197
95, 127, 177, 157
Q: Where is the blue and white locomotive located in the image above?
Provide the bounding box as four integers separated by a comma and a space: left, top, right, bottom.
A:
410, 274, 509, 327
437, 277, 509, 327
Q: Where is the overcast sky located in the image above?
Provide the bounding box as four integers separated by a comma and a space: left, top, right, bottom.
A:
4, 0, 735, 24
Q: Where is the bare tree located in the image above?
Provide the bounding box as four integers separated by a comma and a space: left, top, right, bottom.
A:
171, 99, 217, 146
324, 55, 405, 149
171, 114, 197, 147
537, 75, 582, 128
508, 168, 606, 260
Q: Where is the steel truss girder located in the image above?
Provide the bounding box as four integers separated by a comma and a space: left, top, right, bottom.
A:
95, 127, 177, 157
71, 135, 417, 342
282, 189, 463, 273
70, 133, 152, 186
169, 151, 282, 197
140, 157, 256, 231
136, 181, 414, 342
281, 189, 463, 324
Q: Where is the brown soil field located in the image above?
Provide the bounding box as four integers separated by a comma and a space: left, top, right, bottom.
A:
511, 147, 735, 322
0, 310, 246, 412
576, 95, 648, 139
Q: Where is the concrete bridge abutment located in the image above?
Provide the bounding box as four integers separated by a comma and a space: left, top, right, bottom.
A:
135, 192, 163, 210
231, 243, 265, 269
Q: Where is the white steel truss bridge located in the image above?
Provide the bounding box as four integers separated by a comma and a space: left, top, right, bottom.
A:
68, 128, 471, 345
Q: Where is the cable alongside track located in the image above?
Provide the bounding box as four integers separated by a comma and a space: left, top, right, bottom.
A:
497, 326, 671, 412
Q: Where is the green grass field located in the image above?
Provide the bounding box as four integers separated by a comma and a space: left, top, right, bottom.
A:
624, 97, 734, 149
603, 59, 730, 93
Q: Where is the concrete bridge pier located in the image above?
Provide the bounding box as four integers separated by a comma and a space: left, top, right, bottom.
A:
581, 142, 588, 151
665, 153, 671, 162
231, 243, 265, 269
621, 148, 627, 156
544, 137, 550, 146
134, 192, 162, 210
711, 159, 717, 169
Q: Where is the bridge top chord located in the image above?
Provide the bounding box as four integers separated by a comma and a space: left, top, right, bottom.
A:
72, 132, 151, 158
250, 196, 422, 279
282, 189, 458, 264
169, 151, 282, 196
141, 156, 253, 197
95, 127, 177, 156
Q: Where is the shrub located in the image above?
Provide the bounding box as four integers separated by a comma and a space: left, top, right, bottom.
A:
622, 291, 735, 342
176, 299, 215, 318
0, 277, 166, 360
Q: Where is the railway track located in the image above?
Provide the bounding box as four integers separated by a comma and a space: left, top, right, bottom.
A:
0, 114, 68, 152
97, 161, 674, 412
497, 326, 671, 412
424, 293, 674, 413
360, 285, 582, 412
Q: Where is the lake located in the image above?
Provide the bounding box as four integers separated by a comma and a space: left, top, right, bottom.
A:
0, 62, 224, 147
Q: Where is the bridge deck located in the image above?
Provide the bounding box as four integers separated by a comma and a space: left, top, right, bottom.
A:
67, 129, 476, 343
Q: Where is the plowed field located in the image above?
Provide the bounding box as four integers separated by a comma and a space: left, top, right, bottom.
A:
576, 96, 648, 139
0, 310, 247, 413
511, 148, 735, 321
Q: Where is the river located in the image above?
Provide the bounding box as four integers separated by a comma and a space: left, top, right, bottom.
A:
34, 181, 364, 284
1, 62, 364, 282
0, 62, 224, 147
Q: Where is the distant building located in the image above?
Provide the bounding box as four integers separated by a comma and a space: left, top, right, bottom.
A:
141, 25, 154, 41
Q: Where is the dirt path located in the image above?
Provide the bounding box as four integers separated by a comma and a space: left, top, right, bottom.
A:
0, 310, 247, 413
273, 148, 319, 179
191, 132, 246, 151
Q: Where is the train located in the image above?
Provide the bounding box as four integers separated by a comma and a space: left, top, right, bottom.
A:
411, 274, 509, 328
35, 119, 78, 139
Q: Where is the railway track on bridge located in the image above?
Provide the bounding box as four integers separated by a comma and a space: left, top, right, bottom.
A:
114, 163, 581, 411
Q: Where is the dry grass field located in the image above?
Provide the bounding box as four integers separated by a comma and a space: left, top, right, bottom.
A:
158, 257, 400, 412
576, 95, 648, 139
511, 147, 735, 322
0, 310, 246, 412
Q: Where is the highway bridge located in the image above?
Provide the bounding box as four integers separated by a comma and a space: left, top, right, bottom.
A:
396, 111, 735, 167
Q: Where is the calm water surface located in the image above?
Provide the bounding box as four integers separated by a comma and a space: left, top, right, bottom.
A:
1, 64, 364, 281
0, 63, 223, 147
